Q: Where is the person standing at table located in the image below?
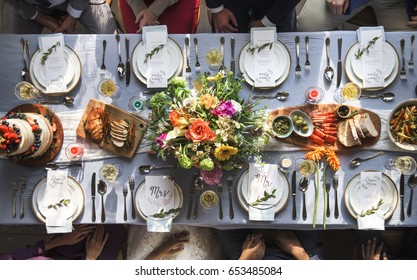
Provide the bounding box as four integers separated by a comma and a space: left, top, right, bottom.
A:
216, 229, 323, 260
297, 0, 412, 31
6, 0, 117, 34
205, 0, 300, 33
119, 0, 200, 33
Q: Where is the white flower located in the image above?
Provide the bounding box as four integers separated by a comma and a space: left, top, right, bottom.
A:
166, 127, 187, 141
230, 100, 242, 113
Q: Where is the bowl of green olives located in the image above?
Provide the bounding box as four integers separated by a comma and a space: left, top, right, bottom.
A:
271, 115, 294, 138
289, 110, 313, 137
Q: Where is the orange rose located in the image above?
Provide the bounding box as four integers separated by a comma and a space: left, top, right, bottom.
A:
185, 119, 216, 142
169, 110, 188, 129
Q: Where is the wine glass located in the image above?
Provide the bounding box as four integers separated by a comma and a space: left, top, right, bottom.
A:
296, 158, 317, 178
384, 156, 417, 175
334, 82, 361, 104
97, 78, 121, 99
200, 190, 219, 209
99, 162, 124, 182
15, 81, 39, 100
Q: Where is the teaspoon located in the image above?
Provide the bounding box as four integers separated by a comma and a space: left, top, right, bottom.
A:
349, 151, 385, 168
359, 92, 395, 102
324, 37, 334, 82
138, 164, 175, 174
252, 91, 289, 101
299, 177, 308, 220
97, 179, 107, 222
407, 173, 417, 216
40, 96, 74, 105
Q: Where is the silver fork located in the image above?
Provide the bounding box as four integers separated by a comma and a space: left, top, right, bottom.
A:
333, 174, 339, 219
194, 37, 201, 74
184, 37, 191, 78
295, 36, 301, 77
400, 39, 407, 80
305, 36, 310, 71
219, 36, 226, 75
20, 38, 28, 81
11, 183, 18, 218
19, 177, 27, 219
409, 35, 415, 71
217, 183, 223, 220
128, 176, 136, 219
123, 184, 128, 221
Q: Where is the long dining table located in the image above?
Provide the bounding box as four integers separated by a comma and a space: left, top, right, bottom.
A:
0, 30, 416, 230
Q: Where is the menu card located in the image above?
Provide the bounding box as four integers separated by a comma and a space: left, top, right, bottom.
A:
247, 163, 282, 221
143, 26, 168, 88
145, 175, 175, 232
38, 34, 66, 93
357, 27, 385, 88
42, 170, 73, 233
357, 171, 385, 230
251, 27, 277, 88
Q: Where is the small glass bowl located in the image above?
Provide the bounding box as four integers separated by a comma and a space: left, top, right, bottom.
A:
305, 86, 324, 104
97, 78, 121, 99
334, 82, 361, 103
278, 154, 295, 173
205, 48, 223, 71
15, 81, 39, 100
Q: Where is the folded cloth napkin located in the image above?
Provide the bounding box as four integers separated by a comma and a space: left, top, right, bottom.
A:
38, 33, 67, 93
42, 169, 73, 234
147, 216, 173, 232
357, 212, 385, 230
142, 25, 168, 44
249, 205, 275, 221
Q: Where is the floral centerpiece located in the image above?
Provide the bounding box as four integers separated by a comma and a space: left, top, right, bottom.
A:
147, 72, 267, 185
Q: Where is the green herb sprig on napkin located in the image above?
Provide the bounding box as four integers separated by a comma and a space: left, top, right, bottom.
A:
247, 42, 273, 55
144, 44, 165, 63
251, 189, 276, 206
41, 41, 61, 65
47, 199, 70, 209
151, 207, 181, 218
355, 36, 381, 60
359, 199, 384, 217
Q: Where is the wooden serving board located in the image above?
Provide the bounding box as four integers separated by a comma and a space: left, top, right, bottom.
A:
6, 104, 63, 167
268, 104, 381, 150
76, 99, 148, 158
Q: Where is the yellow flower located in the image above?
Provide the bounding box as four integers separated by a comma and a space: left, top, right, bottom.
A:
214, 145, 238, 161
200, 94, 218, 109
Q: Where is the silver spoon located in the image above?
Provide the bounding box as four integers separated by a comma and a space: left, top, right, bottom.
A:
407, 173, 417, 216
359, 92, 395, 102
97, 179, 107, 222
40, 96, 74, 105
252, 91, 289, 101
115, 34, 125, 78
299, 177, 308, 221
138, 164, 175, 174
324, 37, 334, 82
349, 151, 385, 168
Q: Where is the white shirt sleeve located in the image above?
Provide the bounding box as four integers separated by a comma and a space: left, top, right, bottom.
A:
67, 3, 83, 18
261, 15, 276, 27
209, 4, 224, 14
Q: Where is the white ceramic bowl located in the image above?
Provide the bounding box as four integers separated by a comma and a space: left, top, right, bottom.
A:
289, 110, 313, 137
387, 98, 417, 151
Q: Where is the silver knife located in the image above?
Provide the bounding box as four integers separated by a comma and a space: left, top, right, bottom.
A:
230, 36, 235, 76
291, 171, 297, 220
91, 172, 96, 222
337, 37, 342, 88
125, 37, 130, 87
186, 173, 198, 220
400, 173, 405, 222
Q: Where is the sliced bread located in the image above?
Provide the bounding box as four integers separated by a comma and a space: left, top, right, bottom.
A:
338, 120, 357, 147
359, 113, 378, 138
353, 114, 366, 139
348, 119, 362, 146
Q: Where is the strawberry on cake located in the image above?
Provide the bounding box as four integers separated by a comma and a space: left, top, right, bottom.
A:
0, 112, 54, 158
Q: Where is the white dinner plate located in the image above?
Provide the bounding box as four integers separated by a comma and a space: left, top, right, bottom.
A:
32, 48, 76, 87
344, 41, 399, 90
134, 179, 183, 221
29, 45, 82, 95
131, 38, 183, 86
31, 176, 84, 223
238, 39, 291, 88
344, 171, 398, 220
236, 169, 290, 213
350, 41, 396, 80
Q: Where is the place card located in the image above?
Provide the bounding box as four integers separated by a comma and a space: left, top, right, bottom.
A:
251, 27, 277, 88
144, 28, 168, 88
144, 175, 175, 217
38, 34, 66, 93
357, 27, 384, 88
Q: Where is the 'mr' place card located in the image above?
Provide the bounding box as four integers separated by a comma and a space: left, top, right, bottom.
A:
144, 175, 175, 216
248, 163, 282, 206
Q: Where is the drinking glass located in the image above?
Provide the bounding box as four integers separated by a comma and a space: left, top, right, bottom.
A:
97, 78, 121, 99
334, 82, 361, 103
205, 48, 223, 71
296, 158, 317, 178
200, 190, 219, 209
15, 81, 39, 100
384, 156, 417, 175
65, 143, 83, 161
278, 154, 295, 173
100, 162, 124, 182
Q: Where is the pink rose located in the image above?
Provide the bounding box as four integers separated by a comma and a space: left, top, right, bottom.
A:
200, 166, 223, 186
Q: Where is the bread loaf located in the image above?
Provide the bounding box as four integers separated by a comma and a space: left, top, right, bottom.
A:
359, 113, 378, 138
353, 114, 366, 139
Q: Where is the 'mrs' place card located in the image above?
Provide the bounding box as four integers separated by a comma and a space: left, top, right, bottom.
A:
144, 175, 175, 217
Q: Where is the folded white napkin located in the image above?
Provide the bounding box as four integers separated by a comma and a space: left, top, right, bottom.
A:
147, 216, 173, 232
357, 212, 385, 230
38, 33, 66, 93
250, 27, 276, 88
249, 205, 275, 221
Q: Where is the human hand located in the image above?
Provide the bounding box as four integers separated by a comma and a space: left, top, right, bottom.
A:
135, 8, 159, 33
55, 15, 77, 34
33, 12, 61, 33
361, 238, 388, 260
271, 230, 309, 260
407, 6, 417, 28
239, 233, 265, 260
326, 0, 349, 16
85, 225, 109, 260
249, 20, 265, 29
211, 8, 238, 33
145, 230, 190, 260
45, 225, 95, 251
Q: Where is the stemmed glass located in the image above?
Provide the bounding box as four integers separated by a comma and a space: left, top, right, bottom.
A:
296, 158, 317, 178
384, 156, 417, 175
97, 78, 121, 99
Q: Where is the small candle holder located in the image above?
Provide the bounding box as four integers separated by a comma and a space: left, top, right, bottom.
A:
128, 96, 145, 113
65, 143, 84, 161
305, 86, 324, 104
